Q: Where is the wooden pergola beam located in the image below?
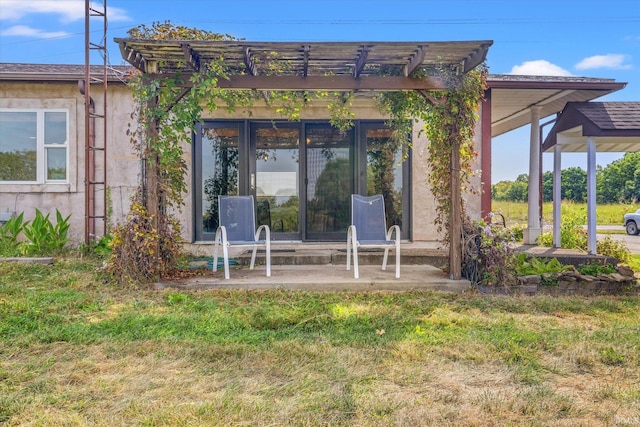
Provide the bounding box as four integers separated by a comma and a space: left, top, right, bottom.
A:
154, 73, 447, 91
119, 45, 144, 71
302, 45, 310, 77
181, 43, 200, 71
353, 46, 369, 78
244, 47, 257, 76
404, 45, 426, 76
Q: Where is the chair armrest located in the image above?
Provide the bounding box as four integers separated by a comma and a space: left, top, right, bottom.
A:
386, 225, 400, 241
215, 225, 228, 244
255, 224, 271, 241
347, 224, 357, 242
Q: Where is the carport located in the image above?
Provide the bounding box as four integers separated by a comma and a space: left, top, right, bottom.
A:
542, 101, 640, 253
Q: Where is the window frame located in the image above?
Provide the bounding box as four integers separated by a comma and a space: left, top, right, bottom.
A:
0, 108, 70, 185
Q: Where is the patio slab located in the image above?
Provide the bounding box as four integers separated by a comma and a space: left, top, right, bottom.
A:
155, 264, 470, 293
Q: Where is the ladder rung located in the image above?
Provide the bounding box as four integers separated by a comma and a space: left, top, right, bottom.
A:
89, 181, 105, 185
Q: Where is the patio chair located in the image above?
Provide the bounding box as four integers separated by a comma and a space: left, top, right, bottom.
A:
346, 194, 400, 278
213, 195, 271, 279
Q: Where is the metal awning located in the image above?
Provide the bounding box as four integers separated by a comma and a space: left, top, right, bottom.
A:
114, 39, 492, 90
542, 102, 640, 152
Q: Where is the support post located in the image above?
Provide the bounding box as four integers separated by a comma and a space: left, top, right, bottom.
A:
524, 106, 542, 244
553, 144, 562, 247
450, 140, 462, 280
586, 137, 597, 254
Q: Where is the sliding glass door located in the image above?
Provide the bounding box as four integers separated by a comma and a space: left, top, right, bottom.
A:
194, 120, 408, 242
304, 124, 354, 240
252, 123, 301, 240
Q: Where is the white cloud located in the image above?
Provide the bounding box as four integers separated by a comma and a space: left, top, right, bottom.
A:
575, 54, 632, 70
0, 25, 70, 38
508, 60, 572, 76
0, 0, 130, 23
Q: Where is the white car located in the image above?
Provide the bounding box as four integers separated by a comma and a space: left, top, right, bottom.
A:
624, 209, 640, 235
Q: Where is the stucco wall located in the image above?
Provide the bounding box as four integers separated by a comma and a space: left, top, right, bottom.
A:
0, 81, 138, 244
410, 114, 483, 244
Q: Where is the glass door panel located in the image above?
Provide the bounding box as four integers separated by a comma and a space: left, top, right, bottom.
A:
305, 125, 353, 240
200, 126, 240, 236
366, 127, 403, 228
254, 126, 300, 238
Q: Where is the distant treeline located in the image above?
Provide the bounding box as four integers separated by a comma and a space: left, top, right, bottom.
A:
492, 152, 640, 204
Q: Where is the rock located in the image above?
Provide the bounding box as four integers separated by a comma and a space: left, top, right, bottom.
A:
616, 264, 635, 277
519, 274, 541, 285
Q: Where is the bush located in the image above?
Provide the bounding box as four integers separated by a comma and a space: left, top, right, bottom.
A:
0, 210, 70, 257
463, 219, 518, 287
108, 202, 183, 283
537, 211, 632, 264
21, 209, 71, 256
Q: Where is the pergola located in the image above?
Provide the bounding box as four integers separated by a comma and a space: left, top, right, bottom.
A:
115, 38, 492, 279
542, 102, 640, 253
115, 39, 492, 89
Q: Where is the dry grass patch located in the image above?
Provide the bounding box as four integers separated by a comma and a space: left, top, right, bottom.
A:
1, 258, 639, 425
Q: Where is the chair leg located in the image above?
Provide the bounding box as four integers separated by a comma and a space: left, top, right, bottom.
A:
353, 243, 359, 279
250, 246, 258, 270
222, 244, 230, 280
382, 248, 389, 271
213, 242, 219, 273
265, 240, 271, 277
346, 232, 352, 271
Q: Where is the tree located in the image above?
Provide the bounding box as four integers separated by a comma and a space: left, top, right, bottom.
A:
597, 153, 640, 203
561, 167, 587, 203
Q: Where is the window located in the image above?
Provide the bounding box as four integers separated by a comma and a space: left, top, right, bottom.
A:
0, 109, 68, 183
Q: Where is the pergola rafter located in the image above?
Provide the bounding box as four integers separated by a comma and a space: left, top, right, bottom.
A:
115, 39, 492, 90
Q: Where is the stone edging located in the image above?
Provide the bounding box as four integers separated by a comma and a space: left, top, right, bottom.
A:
480, 264, 639, 296
0, 257, 54, 264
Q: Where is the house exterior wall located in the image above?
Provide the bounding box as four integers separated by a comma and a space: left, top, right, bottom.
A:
0, 81, 138, 243
1, 80, 483, 249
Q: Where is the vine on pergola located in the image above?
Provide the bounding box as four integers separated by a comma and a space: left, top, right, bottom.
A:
107, 22, 487, 282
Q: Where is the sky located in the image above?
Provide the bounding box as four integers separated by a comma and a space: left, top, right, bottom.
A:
1, 0, 639, 183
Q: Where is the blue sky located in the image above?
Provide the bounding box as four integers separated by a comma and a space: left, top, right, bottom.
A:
1, 0, 639, 182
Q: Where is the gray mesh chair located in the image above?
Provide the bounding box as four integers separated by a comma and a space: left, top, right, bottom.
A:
213, 195, 271, 279
347, 194, 400, 278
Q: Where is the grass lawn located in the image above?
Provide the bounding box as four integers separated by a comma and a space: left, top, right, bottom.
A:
492, 201, 639, 226
1, 258, 639, 426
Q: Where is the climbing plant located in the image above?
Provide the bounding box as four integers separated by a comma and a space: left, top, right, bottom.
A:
377, 65, 488, 246
108, 22, 487, 282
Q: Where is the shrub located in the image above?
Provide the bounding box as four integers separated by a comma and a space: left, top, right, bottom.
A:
0, 213, 25, 256
596, 236, 631, 264
0, 210, 70, 257
463, 219, 518, 287
108, 202, 183, 283
537, 212, 632, 264
514, 253, 568, 276
21, 209, 71, 256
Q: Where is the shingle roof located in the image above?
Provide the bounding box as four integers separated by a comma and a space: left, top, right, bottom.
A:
573, 102, 640, 131
542, 102, 640, 153
0, 63, 134, 82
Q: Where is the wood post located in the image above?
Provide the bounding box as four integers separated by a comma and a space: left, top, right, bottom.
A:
450, 140, 462, 280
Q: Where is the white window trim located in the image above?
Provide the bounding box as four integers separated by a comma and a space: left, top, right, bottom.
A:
0, 108, 69, 186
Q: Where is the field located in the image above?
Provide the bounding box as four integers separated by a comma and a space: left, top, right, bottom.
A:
491, 201, 639, 227
1, 258, 639, 426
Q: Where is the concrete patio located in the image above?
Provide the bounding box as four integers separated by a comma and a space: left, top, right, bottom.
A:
156, 240, 628, 293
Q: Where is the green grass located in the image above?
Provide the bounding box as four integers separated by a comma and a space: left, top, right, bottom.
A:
1, 257, 639, 425
492, 201, 639, 226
